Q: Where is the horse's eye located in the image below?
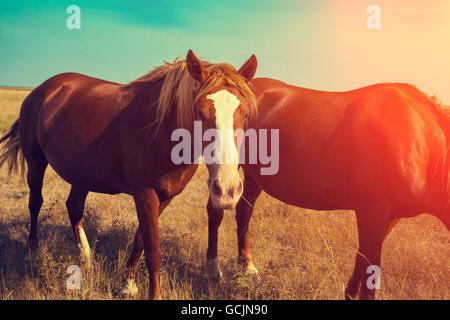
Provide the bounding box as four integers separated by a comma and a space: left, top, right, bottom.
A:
243, 112, 249, 121
198, 110, 206, 121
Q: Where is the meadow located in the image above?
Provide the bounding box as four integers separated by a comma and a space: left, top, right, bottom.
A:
0, 88, 448, 300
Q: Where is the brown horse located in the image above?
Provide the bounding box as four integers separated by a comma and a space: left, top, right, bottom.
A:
206, 78, 450, 299
0, 50, 258, 299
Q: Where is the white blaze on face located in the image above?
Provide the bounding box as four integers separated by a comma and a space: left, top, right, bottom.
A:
206, 89, 244, 209
207, 90, 240, 166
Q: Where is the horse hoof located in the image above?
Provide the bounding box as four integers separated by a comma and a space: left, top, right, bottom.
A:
244, 261, 259, 276
24, 253, 34, 264
149, 293, 162, 300
210, 273, 223, 283
358, 292, 376, 300
206, 257, 223, 281
24, 246, 40, 263
121, 279, 139, 297
28, 239, 39, 252
82, 256, 96, 270
345, 293, 357, 300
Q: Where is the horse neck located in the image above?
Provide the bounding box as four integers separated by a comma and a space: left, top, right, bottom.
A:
131, 82, 198, 168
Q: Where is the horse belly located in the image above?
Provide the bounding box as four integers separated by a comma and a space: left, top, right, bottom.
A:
37, 108, 126, 193
248, 159, 349, 210
44, 147, 125, 194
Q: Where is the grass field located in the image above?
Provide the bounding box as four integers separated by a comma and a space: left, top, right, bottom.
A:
0, 88, 448, 300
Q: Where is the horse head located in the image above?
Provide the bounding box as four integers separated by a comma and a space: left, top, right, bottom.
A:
186, 50, 257, 210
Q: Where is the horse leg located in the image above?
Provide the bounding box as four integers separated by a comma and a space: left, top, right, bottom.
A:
26, 155, 48, 252
235, 176, 261, 274
345, 207, 390, 300
383, 219, 399, 242
66, 186, 91, 266
133, 188, 162, 300
206, 197, 224, 280
349, 218, 397, 298
121, 228, 143, 296
122, 200, 171, 297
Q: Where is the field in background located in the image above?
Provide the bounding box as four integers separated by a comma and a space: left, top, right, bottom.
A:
0, 88, 448, 300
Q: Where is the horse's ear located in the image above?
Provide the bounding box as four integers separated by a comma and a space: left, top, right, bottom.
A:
186, 50, 209, 83
238, 54, 257, 81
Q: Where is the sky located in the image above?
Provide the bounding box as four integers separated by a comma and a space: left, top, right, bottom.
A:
1, 0, 450, 102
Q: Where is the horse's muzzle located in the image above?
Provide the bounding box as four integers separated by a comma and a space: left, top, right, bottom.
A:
209, 178, 243, 210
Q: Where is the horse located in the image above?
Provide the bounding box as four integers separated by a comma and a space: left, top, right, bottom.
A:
0, 50, 258, 299
206, 77, 450, 299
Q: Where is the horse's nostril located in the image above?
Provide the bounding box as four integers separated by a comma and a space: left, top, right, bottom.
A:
211, 180, 222, 197
237, 181, 243, 195
228, 181, 243, 198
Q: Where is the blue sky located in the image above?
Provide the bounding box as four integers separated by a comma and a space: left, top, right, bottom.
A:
1, 1, 450, 103
0, 1, 321, 87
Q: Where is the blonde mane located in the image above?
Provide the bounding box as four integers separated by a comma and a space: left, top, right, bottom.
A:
125, 58, 257, 134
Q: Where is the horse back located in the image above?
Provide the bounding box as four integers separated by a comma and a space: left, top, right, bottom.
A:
246, 79, 447, 214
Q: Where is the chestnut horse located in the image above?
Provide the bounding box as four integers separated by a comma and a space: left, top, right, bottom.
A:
0, 50, 258, 299
206, 78, 450, 299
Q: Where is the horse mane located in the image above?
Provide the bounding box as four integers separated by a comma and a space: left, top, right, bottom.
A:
427, 95, 450, 143
124, 58, 257, 134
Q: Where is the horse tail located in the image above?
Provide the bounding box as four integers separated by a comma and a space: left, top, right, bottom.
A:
437, 105, 450, 134
427, 95, 450, 139
0, 119, 26, 180
427, 98, 450, 228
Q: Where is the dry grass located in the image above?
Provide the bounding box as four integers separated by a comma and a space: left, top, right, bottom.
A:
0, 88, 448, 300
